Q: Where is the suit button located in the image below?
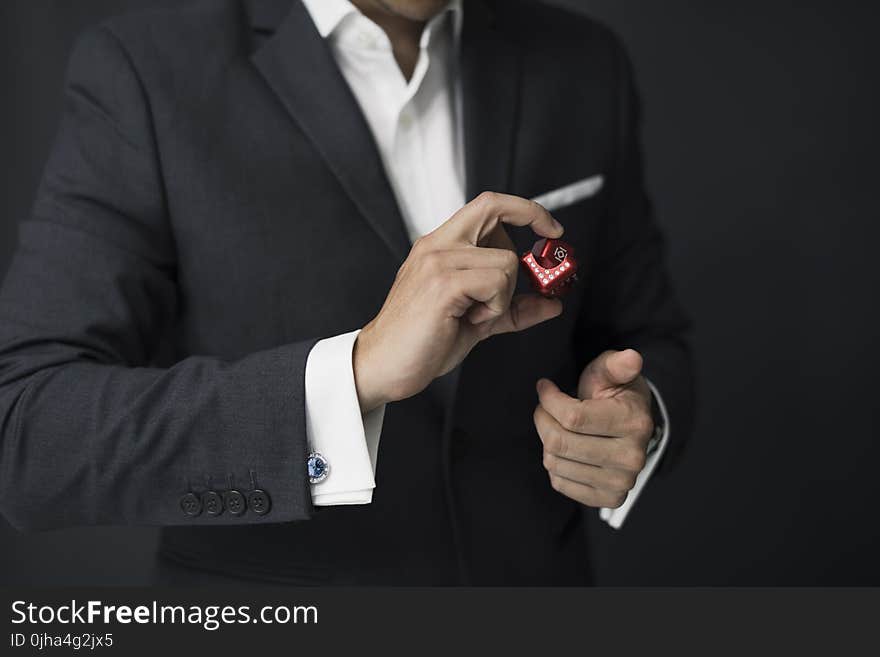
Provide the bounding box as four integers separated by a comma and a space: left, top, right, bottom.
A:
224, 489, 247, 516
248, 489, 271, 516
180, 492, 202, 517
202, 490, 224, 516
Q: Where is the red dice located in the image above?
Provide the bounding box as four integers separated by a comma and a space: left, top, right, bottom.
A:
520, 239, 578, 297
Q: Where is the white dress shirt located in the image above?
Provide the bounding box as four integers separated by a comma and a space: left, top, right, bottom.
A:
300, 0, 669, 528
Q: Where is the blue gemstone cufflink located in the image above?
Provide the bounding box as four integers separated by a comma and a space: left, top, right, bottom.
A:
307, 452, 330, 484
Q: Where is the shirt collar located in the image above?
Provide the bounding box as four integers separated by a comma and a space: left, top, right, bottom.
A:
300, 0, 357, 38
300, 0, 463, 44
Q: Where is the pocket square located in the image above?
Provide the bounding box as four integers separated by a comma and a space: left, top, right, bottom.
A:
531, 175, 604, 212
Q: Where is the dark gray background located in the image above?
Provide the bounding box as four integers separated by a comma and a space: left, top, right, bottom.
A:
1, 0, 877, 585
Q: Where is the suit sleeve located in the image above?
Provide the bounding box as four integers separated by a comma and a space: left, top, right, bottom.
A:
0, 27, 316, 530
575, 33, 695, 470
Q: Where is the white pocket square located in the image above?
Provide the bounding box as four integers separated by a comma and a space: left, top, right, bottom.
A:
531, 174, 604, 212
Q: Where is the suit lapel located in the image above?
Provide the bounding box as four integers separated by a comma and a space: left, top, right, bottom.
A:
250, 0, 412, 262
460, 0, 523, 201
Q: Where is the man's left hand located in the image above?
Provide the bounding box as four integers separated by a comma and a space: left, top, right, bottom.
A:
533, 349, 654, 509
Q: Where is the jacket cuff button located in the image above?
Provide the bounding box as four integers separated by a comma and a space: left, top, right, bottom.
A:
180, 492, 202, 517
248, 489, 271, 516
224, 489, 247, 516
202, 490, 224, 516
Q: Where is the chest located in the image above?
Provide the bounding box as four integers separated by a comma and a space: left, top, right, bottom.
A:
149, 54, 616, 355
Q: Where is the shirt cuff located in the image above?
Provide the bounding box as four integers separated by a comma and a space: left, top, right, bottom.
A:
304, 330, 386, 506
599, 377, 670, 529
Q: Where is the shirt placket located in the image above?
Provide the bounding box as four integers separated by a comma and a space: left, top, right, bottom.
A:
393, 32, 436, 240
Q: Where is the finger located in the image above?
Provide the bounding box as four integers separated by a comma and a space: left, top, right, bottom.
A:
536, 378, 625, 436
428, 247, 520, 273
547, 473, 628, 509
446, 267, 511, 320
488, 294, 562, 335
534, 405, 644, 469
578, 349, 643, 398
542, 452, 638, 493
421, 248, 519, 327
430, 248, 519, 325
436, 191, 563, 246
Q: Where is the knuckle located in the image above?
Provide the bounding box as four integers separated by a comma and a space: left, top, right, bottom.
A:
549, 474, 564, 493
609, 470, 637, 492
542, 451, 557, 473
530, 199, 552, 223
544, 430, 566, 457
631, 449, 648, 472
578, 488, 600, 508
630, 414, 654, 439
562, 407, 583, 432
618, 445, 647, 472
411, 234, 430, 254
473, 191, 500, 218
475, 191, 499, 210
605, 492, 628, 509
532, 404, 542, 426
502, 250, 519, 271
529, 198, 544, 214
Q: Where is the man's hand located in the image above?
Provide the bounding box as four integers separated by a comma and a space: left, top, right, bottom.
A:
354, 192, 565, 412
534, 349, 654, 509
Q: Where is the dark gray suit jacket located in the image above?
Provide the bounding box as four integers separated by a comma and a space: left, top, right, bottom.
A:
0, 0, 693, 584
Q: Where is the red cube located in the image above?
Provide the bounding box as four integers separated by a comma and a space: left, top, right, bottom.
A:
520, 239, 578, 297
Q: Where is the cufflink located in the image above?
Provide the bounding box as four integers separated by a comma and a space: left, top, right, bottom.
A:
307, 452, 330, 484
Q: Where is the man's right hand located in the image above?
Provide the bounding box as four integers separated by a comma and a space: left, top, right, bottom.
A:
353, 192, 566, 412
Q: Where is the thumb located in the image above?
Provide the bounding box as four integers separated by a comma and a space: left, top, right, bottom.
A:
578, 349, 643, 399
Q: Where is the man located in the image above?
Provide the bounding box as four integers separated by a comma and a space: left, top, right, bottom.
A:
0, 0, 692, 585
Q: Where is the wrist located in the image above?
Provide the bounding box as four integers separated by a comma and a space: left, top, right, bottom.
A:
352, 325, 390, 413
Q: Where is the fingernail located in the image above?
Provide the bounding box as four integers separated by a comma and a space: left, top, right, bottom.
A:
536, 379, 548, 393
552, 218, 564, 234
